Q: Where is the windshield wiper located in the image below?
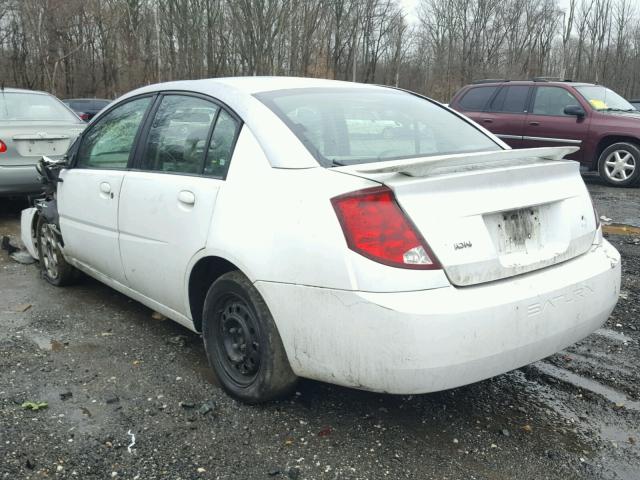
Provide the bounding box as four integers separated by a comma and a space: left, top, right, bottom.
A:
331, 159, 347, 166
600, 107, 635, 112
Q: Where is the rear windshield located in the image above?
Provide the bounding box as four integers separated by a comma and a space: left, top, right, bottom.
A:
256, 88, 501, 167
0, 92, 81, 122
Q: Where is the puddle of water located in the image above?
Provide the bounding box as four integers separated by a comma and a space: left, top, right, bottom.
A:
534, 362, 640, 412
593, 328, 635, 344
602, 224, 640, 236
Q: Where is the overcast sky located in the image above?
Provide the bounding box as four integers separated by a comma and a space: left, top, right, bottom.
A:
400, 0, 573, 25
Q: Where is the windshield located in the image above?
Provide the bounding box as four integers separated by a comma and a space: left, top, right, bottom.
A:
575, 86, 634, 112
0, 92, 81, 122
256, 88, 501, 167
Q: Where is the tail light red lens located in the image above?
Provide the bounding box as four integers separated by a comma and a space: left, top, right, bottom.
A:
331, 186, 440, 270
0, 140, 6, 153
80, 113, 90, 121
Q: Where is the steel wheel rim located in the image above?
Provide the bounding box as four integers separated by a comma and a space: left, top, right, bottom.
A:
216, 294, 261, 386
604, 149, 636, 182
40, 223, 59, 279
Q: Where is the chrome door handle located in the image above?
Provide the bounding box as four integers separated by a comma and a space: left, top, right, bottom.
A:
178, 190, 195, 205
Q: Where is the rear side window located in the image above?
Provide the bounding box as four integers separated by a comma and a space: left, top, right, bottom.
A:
489, 86, 530, 113
76, 96, 152, 169
205, 110, 240, 178
457, 87, 497, 111
141, 95, 219, 174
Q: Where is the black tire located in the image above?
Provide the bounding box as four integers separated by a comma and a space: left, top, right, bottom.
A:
598, 142, 640, 187
36, 215, 78, 286
202, 271, 297, 403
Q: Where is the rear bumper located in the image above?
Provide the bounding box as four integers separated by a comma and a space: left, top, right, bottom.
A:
0, 164, 42, 195
256, 240, 621, 394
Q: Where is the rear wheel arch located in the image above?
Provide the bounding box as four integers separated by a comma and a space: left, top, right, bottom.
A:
594, 135, 640, 169
187, 255, 241, 332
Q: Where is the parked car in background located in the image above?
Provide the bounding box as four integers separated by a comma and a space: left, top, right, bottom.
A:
23, 77, 619, 403
628, 99, 640, 110
63, 98, 111, 122
450, 80, 640, 187
0, 88, 86, 196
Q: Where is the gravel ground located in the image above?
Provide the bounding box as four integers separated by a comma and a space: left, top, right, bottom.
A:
0, 177, 639, 480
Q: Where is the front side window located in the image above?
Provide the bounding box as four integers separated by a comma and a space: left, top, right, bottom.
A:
76, 96, 152, 169
458, 86, 498, 111
257, 88, 500, 167
141, 95, 219, 174
574, 85, 634, 112
532, 87, 581, 116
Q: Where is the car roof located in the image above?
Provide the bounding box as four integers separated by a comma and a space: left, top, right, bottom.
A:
467, 80, 595, 88
0, 87, 50, 95
64, 98, 111, 102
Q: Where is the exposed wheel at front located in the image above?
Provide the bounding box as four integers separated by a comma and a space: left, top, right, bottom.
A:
36, 215, 78, 286
202, 271, 297, 403
598, 142, 640, 187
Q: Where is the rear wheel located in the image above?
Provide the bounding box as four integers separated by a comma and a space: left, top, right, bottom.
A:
36, 216, 78, 286
598, 142, 640, 187
202, 271, 297, 403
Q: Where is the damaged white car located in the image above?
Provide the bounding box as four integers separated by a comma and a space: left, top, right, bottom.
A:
22, 77, 621, 403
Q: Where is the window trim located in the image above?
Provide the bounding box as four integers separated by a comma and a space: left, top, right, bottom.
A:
487, 86, 533, 114
130, 90, 243, 180
530, 86, 585, 118
70, 93, 157, 170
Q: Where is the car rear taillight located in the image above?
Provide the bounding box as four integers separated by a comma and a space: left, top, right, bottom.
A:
331, 186, 440, 270
79, 113, 90, 121
0, 140, 6, 153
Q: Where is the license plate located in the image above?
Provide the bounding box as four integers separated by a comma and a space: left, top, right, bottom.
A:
492, 207, 541, 254
15, 139, 69, 157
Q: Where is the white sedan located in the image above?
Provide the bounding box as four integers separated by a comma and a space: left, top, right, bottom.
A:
23, 77, 621, 403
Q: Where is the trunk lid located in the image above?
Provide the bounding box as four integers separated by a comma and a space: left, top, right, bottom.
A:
332, 147, 597, 286
0, 121, 85, 166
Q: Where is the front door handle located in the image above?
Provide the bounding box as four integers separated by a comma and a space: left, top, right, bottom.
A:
482, 118, 493, 124
528, 121, 540, 126
178, 190, 195, 205
100, 182, 111, 194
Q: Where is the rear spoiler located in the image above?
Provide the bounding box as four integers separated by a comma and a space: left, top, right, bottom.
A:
347, 146, 579, 178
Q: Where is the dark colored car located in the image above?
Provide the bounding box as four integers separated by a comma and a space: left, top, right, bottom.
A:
629, 99, 640, 110
450, 80, 640, 186
63, 98, 111, 122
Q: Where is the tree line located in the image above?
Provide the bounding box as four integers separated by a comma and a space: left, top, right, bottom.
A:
0, 0, 639, 102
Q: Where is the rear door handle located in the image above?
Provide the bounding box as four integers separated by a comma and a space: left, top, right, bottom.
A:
482, 118, 493, 124
178, 190, 195, 205
528, 121, 540, 126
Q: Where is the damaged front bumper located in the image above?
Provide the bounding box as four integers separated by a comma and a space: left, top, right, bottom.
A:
20, 207, 39, 260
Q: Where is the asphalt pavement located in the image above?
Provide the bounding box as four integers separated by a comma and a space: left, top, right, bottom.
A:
0, 177, 639, 480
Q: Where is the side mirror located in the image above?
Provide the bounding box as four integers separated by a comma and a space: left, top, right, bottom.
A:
564, 105, 586, 117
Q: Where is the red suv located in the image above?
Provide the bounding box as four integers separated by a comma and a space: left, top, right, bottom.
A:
450, 80, 640, 187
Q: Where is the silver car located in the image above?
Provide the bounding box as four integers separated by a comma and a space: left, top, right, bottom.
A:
0, 88, 85, 196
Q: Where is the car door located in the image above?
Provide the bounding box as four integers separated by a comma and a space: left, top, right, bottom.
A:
118, 93, 241, 316
474, 85, 531, 148
521, 86, 590, 161
57, 95, 154, 284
